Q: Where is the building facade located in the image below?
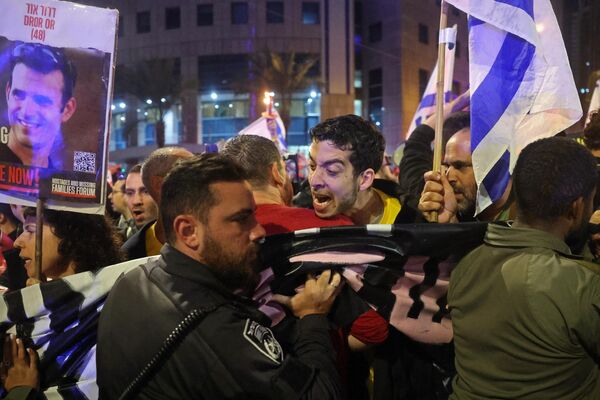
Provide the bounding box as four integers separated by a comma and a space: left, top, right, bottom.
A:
84, 0, 341, 163
89, 1, 600, 162
561, 0, 600, 124
357, 0, 469, 151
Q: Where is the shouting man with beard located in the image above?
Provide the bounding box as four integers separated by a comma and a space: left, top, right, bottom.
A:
97, 154, 343, 399
308, 114, 415, 225
448, 137, 600, 399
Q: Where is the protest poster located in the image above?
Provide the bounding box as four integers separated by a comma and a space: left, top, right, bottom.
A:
0, 0, 117, 214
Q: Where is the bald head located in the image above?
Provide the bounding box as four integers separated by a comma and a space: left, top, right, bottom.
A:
142, 147, 193, 204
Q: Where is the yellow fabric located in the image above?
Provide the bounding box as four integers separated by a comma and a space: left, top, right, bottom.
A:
145, 222, 163, 256
374, 189, 401, 224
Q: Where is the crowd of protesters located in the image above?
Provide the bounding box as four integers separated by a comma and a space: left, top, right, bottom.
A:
0, 104, 597, 399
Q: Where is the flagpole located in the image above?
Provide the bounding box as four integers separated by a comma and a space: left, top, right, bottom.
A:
34, 197, 45, 282
432, 0, 449, 222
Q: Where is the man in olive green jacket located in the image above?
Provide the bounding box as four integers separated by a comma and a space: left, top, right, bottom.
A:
449, 137, 600, 399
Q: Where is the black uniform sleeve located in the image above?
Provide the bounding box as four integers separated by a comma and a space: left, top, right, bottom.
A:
398, 124, 435, 210
272, 314, 341, 399
177, 309, 341, 399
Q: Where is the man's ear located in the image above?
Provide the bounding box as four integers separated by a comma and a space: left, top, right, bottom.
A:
173, 215, 202, 250
61, 97, 77, 122
5, 82, 10, 104
358, 168, 376, 192
271, 162, 285, 186
149, 176, 164, 203
568, 197, 585, 223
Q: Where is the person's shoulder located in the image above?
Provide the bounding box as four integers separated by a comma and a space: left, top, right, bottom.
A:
372, 179, 401, 198
121, 220, 156, 259
560, 257, 600, 283
257, 204, 352, 229
284, 206, 353, 227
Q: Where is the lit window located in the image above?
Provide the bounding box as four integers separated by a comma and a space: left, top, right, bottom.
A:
302, 2, 319, 25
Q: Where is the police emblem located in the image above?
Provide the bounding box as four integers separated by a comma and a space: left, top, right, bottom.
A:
243, 319, 284, 364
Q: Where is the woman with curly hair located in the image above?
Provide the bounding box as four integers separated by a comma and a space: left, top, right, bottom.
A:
14, 207, 124, 286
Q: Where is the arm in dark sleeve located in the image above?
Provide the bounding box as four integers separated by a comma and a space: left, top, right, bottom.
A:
191, 311, 341, 400
398, 124, 435, 210
272, 314, 342, 400
3, 387, 38, 400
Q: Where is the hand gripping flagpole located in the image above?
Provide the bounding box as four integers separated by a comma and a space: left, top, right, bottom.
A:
35, 197, 45, 282
431, 0, 449, 222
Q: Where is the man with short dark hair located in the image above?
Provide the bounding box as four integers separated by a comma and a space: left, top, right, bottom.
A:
309, 114, 415, 225
109, 179, 136, 239
449, 137, 600, 399
122, 147, 192, 259
3, 42, 77, 168
221, 135, 386, 359
123, 164, 157, 233
221, 135, 351, 234
97, 154, 343, 399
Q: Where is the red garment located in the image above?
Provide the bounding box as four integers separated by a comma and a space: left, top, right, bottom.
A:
349, 309, 389, 344
256, 203, 389, 345
0, 233, 14, 276
255, 204, 353, 235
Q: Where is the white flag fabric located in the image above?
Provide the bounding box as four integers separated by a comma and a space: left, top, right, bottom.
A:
587, 79, 600, 125
238, 110, 288, 153
0, 257, 155, 399
406, 25, 457, 137
445, 0, 582, 214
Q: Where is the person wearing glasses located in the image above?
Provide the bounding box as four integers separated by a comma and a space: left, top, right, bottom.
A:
2, 42, 77, 169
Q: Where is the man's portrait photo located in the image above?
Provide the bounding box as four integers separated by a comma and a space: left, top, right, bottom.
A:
3, 42, 77, 169
0, 38, 109, 174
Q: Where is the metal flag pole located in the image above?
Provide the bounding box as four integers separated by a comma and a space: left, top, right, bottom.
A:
431, 0, 449, 222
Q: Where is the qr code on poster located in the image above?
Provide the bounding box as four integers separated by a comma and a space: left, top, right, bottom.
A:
74, 151, 96, 173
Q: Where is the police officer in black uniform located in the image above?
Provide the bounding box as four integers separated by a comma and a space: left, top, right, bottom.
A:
97, 154, 342, 399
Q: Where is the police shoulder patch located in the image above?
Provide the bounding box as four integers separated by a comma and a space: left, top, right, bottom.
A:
243, 319, 284, 364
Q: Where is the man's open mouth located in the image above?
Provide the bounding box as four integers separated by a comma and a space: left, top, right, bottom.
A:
312, 192, 333, 211
132, 210, 145, 219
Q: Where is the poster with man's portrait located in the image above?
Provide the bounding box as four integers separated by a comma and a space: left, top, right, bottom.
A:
0, 0, 117, 214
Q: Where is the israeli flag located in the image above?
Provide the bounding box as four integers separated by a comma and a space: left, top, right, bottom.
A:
238, 110, 288, 153
407, 25, 457, 137
445, 0, 582, 214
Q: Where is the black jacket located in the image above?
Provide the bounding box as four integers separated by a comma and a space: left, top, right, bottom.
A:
121, 220, 155, 261
398, 124, 435, 211
97, 245, 341, 400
